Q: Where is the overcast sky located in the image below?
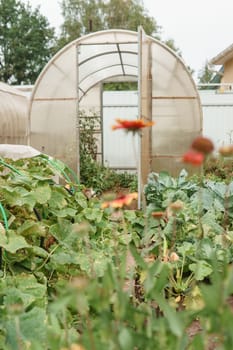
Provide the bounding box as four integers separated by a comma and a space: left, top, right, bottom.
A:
25, 0, 233, 80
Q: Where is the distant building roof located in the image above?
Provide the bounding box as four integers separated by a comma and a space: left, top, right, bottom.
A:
210, 43, 233, 65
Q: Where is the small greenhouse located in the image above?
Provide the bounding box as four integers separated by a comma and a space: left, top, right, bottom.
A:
0, 82, 29, 145
29, 28, 202, 183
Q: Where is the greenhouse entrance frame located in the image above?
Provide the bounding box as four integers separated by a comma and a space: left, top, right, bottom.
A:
76, 26, 150, 207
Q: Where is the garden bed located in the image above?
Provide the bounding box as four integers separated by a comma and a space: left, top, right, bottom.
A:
0, 155, 233, 349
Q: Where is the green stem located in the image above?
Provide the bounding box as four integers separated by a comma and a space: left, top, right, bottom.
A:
35, 244, 59, 271
0, 201, 8, 231
198, 168, 205, 238
0, 158, 23, 176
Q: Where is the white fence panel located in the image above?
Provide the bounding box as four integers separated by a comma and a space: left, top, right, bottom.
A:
103, 91, 138, 170
199, 90, 233, 149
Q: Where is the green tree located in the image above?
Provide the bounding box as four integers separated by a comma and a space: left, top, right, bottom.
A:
58, 0, 160, 48
197, 61, 222, 89
0, 0, 56, 84
198, 62, 214, 84
164, 38, 182, 56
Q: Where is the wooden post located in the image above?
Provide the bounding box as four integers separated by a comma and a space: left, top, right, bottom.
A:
138, 27, 152, 208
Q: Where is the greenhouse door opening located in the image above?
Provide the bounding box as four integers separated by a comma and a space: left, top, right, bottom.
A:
102, 90, 139, 172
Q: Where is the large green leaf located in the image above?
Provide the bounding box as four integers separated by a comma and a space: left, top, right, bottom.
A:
177, 242, 196, 257
5, 307, 47, 350
33, 183, 51, 204
49, 219, 72, 241
189, 260, 213, 280
50, 250, 78, 266
48, 189, 68, 209
50, 207, 77, 218
2, 273, 47, 313
196, 238, 215, 260
1, 185, 35, 209
74, 191, 88, 209
0, 230, 30, 253
201, 211, 224, 235
17, 220, 46, 237
49, 220, 84, 248
206, 181, 228, 199
83, 207, 103, 222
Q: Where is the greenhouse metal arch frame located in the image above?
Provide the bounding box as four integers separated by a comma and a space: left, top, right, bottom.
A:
29, 27, 202, 189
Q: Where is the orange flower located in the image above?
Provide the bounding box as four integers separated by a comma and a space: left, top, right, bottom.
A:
191, 136, 214, 155
151, 211, 166, 219
101, 192, 138, 209
182, 150, 204, 166
112, 118, 155, 132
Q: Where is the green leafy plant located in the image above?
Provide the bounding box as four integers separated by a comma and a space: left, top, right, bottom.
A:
0, 143, 233, 349
204, 156, 233, 181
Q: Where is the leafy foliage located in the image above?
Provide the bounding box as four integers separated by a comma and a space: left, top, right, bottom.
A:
144, 169, 198, 211
58, 0, 159, 48
0, 0, 56, 84
57, 0, 184, 59
0, 155, 233, 349
197, 61, 222, 89
204, 155, 233, 181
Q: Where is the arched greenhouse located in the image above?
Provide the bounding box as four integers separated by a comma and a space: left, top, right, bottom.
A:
28, 28, 202, 183
0, 82, 29, 145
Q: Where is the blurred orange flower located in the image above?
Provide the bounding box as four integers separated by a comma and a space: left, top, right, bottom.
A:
151, 211, 166, 219
219, 144, 233, 157
191, 136, 214, 155
112, 118, 155, 132
182, 150, 204, 166
101, 192, 138, 209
